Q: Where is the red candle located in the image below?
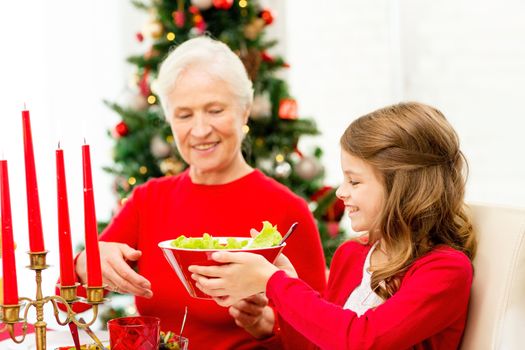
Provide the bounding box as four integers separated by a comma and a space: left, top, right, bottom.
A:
56, 147, 75, 286
82, 143, 102, 287
0, 159, 19, 305
21, 109, 45, 252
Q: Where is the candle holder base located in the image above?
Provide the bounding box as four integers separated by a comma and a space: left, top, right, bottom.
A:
0, 302, 25, 323
85, 285, 107, 304
57, 283, 81, 303
26, 251, 49, 270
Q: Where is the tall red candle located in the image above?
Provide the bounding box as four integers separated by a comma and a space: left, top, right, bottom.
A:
82, 143, 102, 287
1, 159, 19, 305
56, 147, 75, 286
21, 109, 45, 252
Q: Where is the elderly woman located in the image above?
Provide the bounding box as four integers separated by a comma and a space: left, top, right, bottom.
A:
74, 37, 326, 349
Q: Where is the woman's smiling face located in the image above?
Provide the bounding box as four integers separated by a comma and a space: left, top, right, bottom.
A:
165, 67, 249, 183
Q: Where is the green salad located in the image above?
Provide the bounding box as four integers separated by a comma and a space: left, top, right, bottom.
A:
170, 221, 282, 249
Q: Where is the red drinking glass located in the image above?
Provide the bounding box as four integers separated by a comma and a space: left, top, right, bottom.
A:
108, 316, 160, 350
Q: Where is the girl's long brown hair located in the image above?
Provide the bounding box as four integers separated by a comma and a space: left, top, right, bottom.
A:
341, 102, 477, 300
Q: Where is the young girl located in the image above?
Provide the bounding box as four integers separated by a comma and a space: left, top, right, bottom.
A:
189, 102, 477, 349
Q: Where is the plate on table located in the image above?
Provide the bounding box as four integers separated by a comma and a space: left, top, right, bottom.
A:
0, 330, 109, 350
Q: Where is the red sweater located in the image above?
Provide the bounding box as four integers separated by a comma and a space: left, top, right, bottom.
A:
99, 169, 326, 349
266, 241, 473, 350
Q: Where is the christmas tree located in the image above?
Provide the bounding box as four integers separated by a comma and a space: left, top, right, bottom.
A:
104, 0, 345, 267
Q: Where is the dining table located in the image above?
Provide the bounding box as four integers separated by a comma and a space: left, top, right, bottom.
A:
0, 329, 109, 350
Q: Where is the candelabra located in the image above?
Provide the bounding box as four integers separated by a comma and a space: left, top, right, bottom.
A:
0, 251, 107, 350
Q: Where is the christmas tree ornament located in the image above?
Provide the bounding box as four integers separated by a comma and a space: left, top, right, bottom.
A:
239, 0, 248, 9
113, 121, 129, 138
147, 95, 157, 105
136, 32, 144, 42
160, 158, 185, 175
294, 156, 322, 180
173, 0, 186, 28
144, 47, 160, 60
115, 176, 130, 192
193, 14, 207, 34
189, 27, 202, 37
311, 186, 346, 222
254, 138, 265, 147
142, 19, 163, 39
139, 68, 151, 97
251, 93, 272, 119
150, 135, 172, 158
289, 151, 301, 164
191, 0, 213, 10
243, 18, 265, 40
239, 48, 262, 81
173, 10, 185, 28
326, 222, 340, 238
128, 176, 137, 186
274, 161, 292, 178
261, 51, 274, 63
257, 157, 274, 174
259, 9, 274, 25
128, 93, 149, 110
189, 6, 200, 14
278, 98, 298, 120
213, 0, 234, 10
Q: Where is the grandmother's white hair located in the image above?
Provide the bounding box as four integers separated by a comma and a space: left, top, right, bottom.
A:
155, 36, 254, 117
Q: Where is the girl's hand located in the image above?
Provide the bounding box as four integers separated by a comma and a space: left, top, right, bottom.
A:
229, 294, 275, 339
189, 251, 278, 307
75, 242, 153, 298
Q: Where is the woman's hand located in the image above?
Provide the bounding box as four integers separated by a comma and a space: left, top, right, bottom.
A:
189, 251, 278, 307
273, 253, 298, 279
229, 294, 275, 339
75, 242, 153, 298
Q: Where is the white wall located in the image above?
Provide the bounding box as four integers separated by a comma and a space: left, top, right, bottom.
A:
0, 0, 144, 328
286, 0, 525, 208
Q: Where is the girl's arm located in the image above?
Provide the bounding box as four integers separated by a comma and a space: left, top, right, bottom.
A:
266, 251, 472, 349
190, 248, 472, 349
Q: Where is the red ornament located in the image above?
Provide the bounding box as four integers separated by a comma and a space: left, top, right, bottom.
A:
278, 98, 298, 120
194, 17, 207, 33
213, 0, 233, 10
139, 68, 151, 97
327, 222, 340, 238
173, 10, 185, 28
136, 32, 144, 42
294, 146, 304, 158
311, 186, 345, 222
261, 51, 274, 63
310, 185, 332, 202
114, 121, 129, 138
260, 9, 274, 25
189, 6, 200, 15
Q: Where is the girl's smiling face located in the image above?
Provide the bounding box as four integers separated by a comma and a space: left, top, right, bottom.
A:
336, 148, 386, 233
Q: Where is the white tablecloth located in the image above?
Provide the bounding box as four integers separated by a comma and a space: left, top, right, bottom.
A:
0, 330, 109, 350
